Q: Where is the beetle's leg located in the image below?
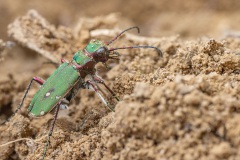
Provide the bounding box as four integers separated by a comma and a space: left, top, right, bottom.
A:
43, 58, 67, 67
1, 77, 45, 125
61, 58, 68, 63
91, 75, 120, 101
33, 77, 45, 85
43, 61, 59, 67
42, 104, 60, 160
86, 80, 115, 112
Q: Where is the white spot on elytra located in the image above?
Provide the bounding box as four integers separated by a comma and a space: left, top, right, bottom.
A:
40, 111, 45, 115
45, 92, 51, 97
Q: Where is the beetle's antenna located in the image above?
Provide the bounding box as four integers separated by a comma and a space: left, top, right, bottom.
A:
106, 26, 140, 45
109, 45, 163, 57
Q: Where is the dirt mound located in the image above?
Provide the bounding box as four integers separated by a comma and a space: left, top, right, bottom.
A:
0, 5, 240, 160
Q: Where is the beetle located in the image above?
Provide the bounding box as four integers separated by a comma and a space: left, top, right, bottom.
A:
4, 26, 162, 159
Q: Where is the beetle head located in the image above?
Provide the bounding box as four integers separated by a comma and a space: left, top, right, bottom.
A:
85, 39, 120, 63
91, 46, 120, 63
87, 27, 162, 65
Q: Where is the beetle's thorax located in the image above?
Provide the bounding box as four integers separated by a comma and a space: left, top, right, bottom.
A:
72, 39, 110, 77
72, 51, 95, 77
71, 39, 104, 77
73, 39, 107, 64
72, 50, 93, 66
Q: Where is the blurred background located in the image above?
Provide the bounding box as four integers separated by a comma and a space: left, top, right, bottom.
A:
0, 0, 240, 40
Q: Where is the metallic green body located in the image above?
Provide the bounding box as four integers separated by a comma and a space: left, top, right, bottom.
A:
28, 62, 80, 117
28, 39, 106, 117
85, 39, 104, 53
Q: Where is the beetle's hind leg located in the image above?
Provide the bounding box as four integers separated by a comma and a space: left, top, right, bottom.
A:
42, 104, 60, 160
1, 77, 45, 125
85, 80, 115, 112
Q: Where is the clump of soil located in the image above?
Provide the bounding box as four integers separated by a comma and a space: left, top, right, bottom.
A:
0, 40, 15, 62
1, 9, 240, 160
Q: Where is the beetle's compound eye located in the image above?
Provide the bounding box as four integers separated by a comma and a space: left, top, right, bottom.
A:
96, 47, 105, 56
92, 47, 109, 62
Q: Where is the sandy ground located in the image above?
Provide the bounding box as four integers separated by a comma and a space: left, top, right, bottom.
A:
1, 1, 240, 160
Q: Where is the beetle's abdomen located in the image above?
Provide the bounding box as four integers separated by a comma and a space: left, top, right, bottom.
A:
28, 62, 80, 117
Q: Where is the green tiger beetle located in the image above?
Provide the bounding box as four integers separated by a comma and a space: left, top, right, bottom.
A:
3, 26, 162, 160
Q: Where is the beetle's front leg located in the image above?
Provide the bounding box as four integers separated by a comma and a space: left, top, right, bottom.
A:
2, 77, 45, 125
85, 80, 115, 112
91, 74, 120, 101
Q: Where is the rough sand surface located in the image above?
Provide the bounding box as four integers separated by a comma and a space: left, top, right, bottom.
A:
0, 1, 240, 160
